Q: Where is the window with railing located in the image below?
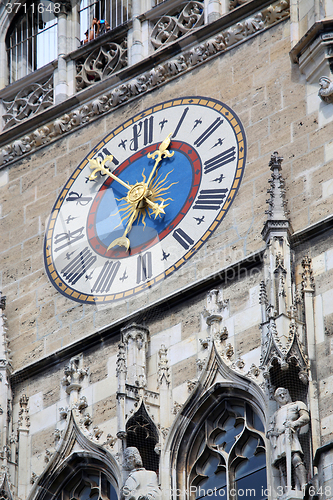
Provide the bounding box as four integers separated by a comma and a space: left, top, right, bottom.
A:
6, 0, 58, 84
80, 0, 132, 44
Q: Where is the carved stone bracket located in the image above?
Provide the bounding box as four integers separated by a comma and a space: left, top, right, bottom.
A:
0, 0, 290, 168
290, 26, 333, 84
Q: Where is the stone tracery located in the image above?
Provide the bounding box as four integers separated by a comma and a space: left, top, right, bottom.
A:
150, 1, 204, 50
0, 0, 290, 164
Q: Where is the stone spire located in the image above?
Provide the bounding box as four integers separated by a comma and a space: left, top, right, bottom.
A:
259, 153, 309, 403
262, 152, 292, 242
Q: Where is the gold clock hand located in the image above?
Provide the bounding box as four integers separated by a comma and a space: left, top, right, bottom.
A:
88, 155, 130, 191
143, 197, 169, 218
107, 207, 140, 251
146, 133, 174, 188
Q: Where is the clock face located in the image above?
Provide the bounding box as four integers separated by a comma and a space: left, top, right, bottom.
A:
44, 96, 246, 304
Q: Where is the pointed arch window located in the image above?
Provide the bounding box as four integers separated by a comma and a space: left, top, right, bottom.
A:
126, 402, 159, 473
56, 469, 118, 500
6, 1, 58, 84
188, 400, 267, 500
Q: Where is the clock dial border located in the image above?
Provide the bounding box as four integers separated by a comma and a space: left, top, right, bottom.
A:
44, 96, 247, 304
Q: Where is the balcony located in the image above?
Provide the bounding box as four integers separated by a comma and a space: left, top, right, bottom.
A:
0, 0, 290, 164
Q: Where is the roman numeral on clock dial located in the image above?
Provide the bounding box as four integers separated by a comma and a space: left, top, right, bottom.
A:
137, 252, 152, 283
92, 261, 121, 293
172, 228, 194, 250
194, 118, 223, 147
61, 247, 97, 285
193, 189, 228, 210
204, 146, 236, 174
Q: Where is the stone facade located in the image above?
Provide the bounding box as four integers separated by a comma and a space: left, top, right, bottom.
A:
0, 0, 333, 499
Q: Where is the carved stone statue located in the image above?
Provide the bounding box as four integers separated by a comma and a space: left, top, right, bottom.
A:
121, 447, 161, 500
318, 76, 333, 104
267, 387, 309, 490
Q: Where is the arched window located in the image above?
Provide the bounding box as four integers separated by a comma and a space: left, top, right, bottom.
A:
126, 402, 159, 473
187, 399, 267, 500
56, 469, 118, 500
79, 0, 131, 42
6, 0, 58, 84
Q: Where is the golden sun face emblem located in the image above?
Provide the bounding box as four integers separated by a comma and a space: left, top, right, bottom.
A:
88, 134, 175, 251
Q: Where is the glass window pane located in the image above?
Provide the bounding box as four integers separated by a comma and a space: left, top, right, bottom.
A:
6, 0, 58, 82
235, 467, 267, 500
196, 472, 227, 499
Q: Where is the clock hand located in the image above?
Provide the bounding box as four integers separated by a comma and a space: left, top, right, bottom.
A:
107, 206, 139, 251
143, 197, 169, 218
88, 155, 130, 191
146, 133, 174, 188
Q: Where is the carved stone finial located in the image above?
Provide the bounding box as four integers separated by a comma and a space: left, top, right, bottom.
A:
157, 344, 170, 386
266, 152, 288, 219
225, 343, 234, 359
172, 401, 182, 414
203, 289, 227, 338
0, 294, 6, 311
259, 280, 268, 323
318, 76, 333, 104
18, 395, 30, 429
199, 337, 210, 349
196, 358, 204, 372
301, 256, 315, 292
104, 434, 117, 447
61, 355, 88, 395
262, 152, 292, 242
187, 380, 198, 392
116, 343, 127, 375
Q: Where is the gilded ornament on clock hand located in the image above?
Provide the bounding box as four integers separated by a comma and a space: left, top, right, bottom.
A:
87, 137, 176, 251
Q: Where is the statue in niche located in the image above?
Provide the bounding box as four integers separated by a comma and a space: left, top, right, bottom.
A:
121, 447, 161, 500
267, 387, 309, 490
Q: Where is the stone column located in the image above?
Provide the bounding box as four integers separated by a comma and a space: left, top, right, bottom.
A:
204, 0, 222, 24
0, 30, 8, 90
54, 2, 71, 104
129, 0, 143, 65
17, 395, 31, 499
116, 342, 127, 456
302, 256, 321, 455
0, 294, 13, 482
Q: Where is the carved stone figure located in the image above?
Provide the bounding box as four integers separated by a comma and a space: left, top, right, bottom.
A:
318, 76, 333, 103
267, 388, 309, 490
121, 447, 161, 500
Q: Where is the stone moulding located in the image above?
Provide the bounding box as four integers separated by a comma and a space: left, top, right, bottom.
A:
0, 0, 289, 168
